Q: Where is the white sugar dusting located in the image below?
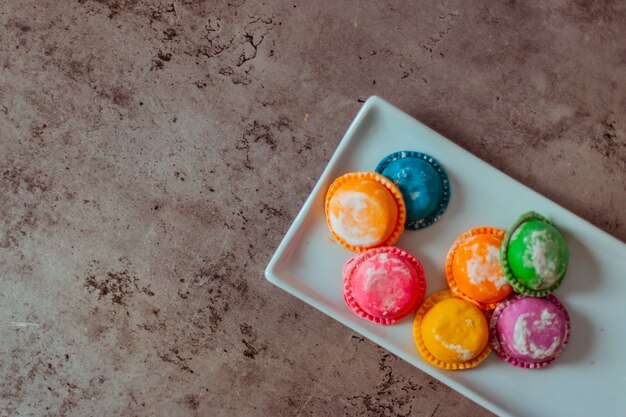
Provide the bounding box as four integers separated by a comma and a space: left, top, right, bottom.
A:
513, 313, 532, 355
362, 258, 410, 291
465, 319, 474, 327
533, 308, 556, 330
513, 312, 561, 359
380, 293, 400, 313
528, 338, 561, 359
434, 334, 473, 361
360, 255, 413, 315
409, 191, 420, 201
363, 266, 386, 291
329, 191, 380, 246
522, 230, 558, 284
465, 243, 508, 289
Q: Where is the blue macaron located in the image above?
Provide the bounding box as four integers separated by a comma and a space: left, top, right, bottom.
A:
375, 151, 450, 230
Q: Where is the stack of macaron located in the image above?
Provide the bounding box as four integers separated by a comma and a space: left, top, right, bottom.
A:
325, 150, 572, 371
490, 212, 571, 369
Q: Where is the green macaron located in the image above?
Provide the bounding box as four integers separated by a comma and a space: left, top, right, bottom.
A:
500, 212, 569, 296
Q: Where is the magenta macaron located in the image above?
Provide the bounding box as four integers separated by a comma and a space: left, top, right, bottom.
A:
343, 246, 427, 325
490, 294, 570, 369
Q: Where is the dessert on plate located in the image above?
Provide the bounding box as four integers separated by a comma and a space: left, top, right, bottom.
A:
501, 212, 569, 296
490, 294, 570, 368
446, 227, 513, 309
343, 246, 426, 325
375, 151, 450, 230
325, 172, 406, 252
413, 290, 491, 370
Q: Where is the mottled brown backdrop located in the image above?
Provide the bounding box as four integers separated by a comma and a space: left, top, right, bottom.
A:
1, 1, 624, 416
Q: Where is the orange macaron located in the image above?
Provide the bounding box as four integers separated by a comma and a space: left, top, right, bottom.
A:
325, 172, 406, 252
446, 227, 513, 310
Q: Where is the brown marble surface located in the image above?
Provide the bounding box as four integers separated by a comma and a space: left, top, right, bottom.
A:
1, 1, 624, 416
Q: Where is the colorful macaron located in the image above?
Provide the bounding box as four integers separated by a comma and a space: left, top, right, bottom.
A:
343, 247, 426, 325
414, 290, 491, 369
501, 212, 569, 296
326, 172, 406, 252
375, 151, 450, 230
490, 295, 570, 369
446, 227, 513, 309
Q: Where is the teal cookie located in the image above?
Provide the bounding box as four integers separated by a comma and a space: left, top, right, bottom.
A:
375, 151, 450, 230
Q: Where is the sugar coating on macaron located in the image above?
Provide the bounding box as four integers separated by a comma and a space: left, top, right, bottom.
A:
326, 172, 406, 252
501, 212, 569, 296
413, 290, 491, 370
375, 151, 450, 230
447, 227, 512, 309
491, 295, 570, 368
421, 298, 488, 362
343, 247, 426, 325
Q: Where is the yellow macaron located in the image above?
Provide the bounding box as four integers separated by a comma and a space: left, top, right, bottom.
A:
414, 290, 491, 369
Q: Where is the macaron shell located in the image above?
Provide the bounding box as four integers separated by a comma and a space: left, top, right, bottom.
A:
325, 172, 406, 252
343, 247, 426, 325
421, 298, 489, 363
490, 294, 571, 369
379, 158, 441, 223
328, 178, 398, 247
497, 298, 566, 361
507, 220, 569, 290
413, 290, 492, 370
501, 212, 569, 296
375, 151, 450, 230
446, 227, 512, 309
351, 253, 420, 319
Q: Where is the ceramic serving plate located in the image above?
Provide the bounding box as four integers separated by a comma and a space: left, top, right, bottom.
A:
264, 96, 626, 417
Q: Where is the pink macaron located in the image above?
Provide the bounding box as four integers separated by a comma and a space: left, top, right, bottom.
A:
490, 294, 570, 368
343, 247, 427, 325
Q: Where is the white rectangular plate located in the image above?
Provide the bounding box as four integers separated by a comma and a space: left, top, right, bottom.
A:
265, 96, 626, 417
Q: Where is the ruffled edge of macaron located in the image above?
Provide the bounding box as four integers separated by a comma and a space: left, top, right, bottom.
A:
413, 290, 492, 370
375, 151, 450, 231
325, 172, 406, 253
343, 246, 427, 325
445, 227, 511, 310
500, 212, 567, 297
489, 294, 571, 369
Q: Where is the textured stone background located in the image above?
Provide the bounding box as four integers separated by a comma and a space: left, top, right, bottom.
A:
0, 0, 624, 416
